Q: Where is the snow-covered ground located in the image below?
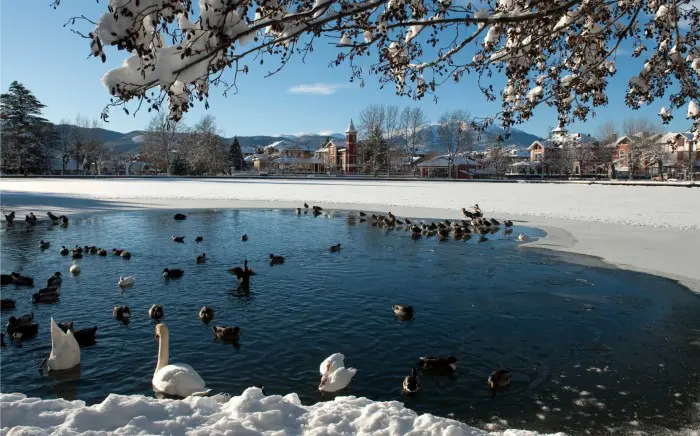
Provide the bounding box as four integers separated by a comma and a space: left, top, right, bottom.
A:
1, 178, 699, 435
0, 388, 562, 435
2, 178, 699, 291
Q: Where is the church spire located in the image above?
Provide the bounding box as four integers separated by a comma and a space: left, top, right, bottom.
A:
345, 119, 357, 134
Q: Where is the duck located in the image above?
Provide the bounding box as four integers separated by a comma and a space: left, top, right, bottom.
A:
120, 251, 132, 259
212, 325, 241, 342
6, 315, 38, 339
392, 304, 414, 319
241, 234, 248, 241
152, 323, 210, 397
47, 318, 80, 371
59, 215, 69, 225
1, 274, 13, 286
402, 368, 422, 395
174, 213, 187, 220
69, 260, 80, 275
304, 202, 309, 209
47, 272, 62, 288
296, 208, 302, 215
47, 211, 60, 223
358, 211, 366, 217
172, 236, 185, 243
416, 356, 458, 372
112, 248, 123, 256
517, 233, 528, 242
1, 299, 16, 310
195, 236, 203, 243
88, 246, 98, 254
319, 353, 356, 392
461, 208, 474, 219
25, 212, 38, 225
503, 228, 513, 236
72, 250, 83, 260
199, 306, 214, 323
504, 220, 514, 227
490, 218, 500, 226
5, 211, 15, 223
330, 243, 342, 252
97, 248, 107, 256
313, 205, 323, 211
11, 273, 34, 286
113, 305, 131, 320
59, 246, 69, 256
149, 304, 165, 320
32, 288, 59, 303
268, 253, 285, 265
228, 259, 256, 285
57, 321, 98, 347
487, 369, 512, 390
163, 268, 184, 279
118, 276, 135, 287
196, 253, 206, 264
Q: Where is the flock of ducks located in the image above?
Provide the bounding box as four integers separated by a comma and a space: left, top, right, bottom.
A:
2, 204, 523, 398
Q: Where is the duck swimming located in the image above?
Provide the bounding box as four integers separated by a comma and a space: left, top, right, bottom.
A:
113, 306, 131, 320
120, 251, 132, 259
196, 253, 206, 264
47, 272, 62, 288
268, 254, 285, 265
69, 260, 80, 275
241, 234, 248, 241
5, 211, 15, 224
11, 273, 33, 287
57, 321, 97, 347
416, 356, 458, 372
149, 304, 165, 320
330, 243, 341, 252
47, 211, 60, 223
112, 248, 123, 256
487, 369, 512, 390
212, 325, 241, 342
174, 213, 187, 220
25, 213, 37, 225
1, 299, 16, 310
199, 306, 214, 323
228, 259, 255, 285
59, 246, 69, 256
163, 268, 184, 279
403, 368, 422, 395
392, 304, 414, 320
59, 215, 69, 225
172, 236, 185, 243
195, 236, 203, 243
7, 314, 38, 339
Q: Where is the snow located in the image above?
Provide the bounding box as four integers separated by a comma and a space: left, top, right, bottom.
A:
688, 101, 699, 119
0, 388, 562, 435
2, 178, 700, 293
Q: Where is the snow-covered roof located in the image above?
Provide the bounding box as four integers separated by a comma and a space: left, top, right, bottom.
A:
244, 153, 265, 162
264, 139, 316, 152
658, 132, 689, 144
417, 154, 477, 167
507, 148, 530, 158
345, 119, 357, 134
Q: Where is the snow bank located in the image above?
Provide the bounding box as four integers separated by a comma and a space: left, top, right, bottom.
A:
0, 388, 561, 436
1, 178, 698, 229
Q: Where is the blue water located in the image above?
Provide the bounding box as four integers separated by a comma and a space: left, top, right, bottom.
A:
1, 209, 699, 434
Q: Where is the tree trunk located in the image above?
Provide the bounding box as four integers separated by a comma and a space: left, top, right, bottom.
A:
689, 140, 696, 182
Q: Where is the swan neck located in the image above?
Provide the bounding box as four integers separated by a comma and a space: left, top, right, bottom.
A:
156, 329, 169, 372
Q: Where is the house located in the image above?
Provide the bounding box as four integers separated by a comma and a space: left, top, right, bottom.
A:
417, 154, 478, 179
656, 132, 700, 178
249, 139, 317, 172
314, 120, 363, 174
527, 126, 599, 174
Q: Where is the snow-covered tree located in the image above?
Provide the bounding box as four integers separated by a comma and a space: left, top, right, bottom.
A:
485, 142, 510, 178
0, 81, 53, 173
184, 115, 228, 175
61, 0, 699, 136
437, 109, 473, 178
622, 117, 661, 180
142, 113, 186, 174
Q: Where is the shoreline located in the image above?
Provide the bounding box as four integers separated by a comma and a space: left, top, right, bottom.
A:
2, 178, 699, 293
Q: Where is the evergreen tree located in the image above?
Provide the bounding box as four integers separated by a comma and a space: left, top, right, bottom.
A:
229, 136, 245, 171
170, 154, 189, 175
0, 81, 53, 173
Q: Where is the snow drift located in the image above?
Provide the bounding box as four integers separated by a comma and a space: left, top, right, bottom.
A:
0, 388, 563, 435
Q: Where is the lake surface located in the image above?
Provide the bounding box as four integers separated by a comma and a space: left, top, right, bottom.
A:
1, 209, 699, 435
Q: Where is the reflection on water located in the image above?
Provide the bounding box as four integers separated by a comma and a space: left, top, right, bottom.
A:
1, 209, 699, 434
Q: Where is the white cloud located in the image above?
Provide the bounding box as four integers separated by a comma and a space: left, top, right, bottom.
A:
318, 130, 335, 136
287, 83, 348, 95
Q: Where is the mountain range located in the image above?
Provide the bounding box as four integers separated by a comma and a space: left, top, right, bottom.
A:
54, 124, 541, 155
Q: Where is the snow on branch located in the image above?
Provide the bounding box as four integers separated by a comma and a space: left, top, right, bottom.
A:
62, 0, 699, 131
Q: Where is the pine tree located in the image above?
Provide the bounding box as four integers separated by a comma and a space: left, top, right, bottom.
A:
229, 136, 245, 171
0, 81, 53, 173
170, 154, 189, 175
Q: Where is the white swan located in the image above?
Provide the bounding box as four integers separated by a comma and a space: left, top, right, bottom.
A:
118, 276, 135, 287
319, 353, 356, 392
152, 323, 210, 397
47, 318, 80, 371
69, 260, 80, 275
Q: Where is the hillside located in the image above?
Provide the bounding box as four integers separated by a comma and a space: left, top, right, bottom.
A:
52, 124, 540, 155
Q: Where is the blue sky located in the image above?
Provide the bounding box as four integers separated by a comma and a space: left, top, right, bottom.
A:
0, 1, 692, 139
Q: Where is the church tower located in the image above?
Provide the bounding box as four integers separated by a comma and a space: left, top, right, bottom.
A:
345, 119, 358, 173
